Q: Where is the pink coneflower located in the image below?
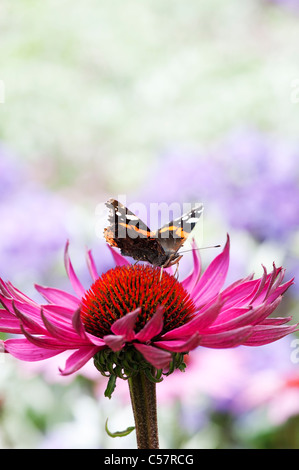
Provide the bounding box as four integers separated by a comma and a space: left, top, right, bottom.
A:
0, 235, 296, 448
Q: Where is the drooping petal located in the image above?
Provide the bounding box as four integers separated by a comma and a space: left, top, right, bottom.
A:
260, 316, 293, 326
71, 307, 88, 340
0, 295, 41, 322
244, 324, 299, 346
110, 308, 140, 341
59, 346, 101, 375
133, 343, 172, 369
198, 325, 253, 348
64, 240, 86, 298
160, 296, 223, 340
13, 302, 46, 334
0, 311, 22, 333
20, 324, 73, 350
213, 296, 282, 330
135, 306, 164, 342
35, 284, 80, 309
84, 330, 108, 347
220, 278, 261, 309
42, 304, 76, 323
5, 281, 37, 306
154, 332, 201, 352
103, 334, 125, 351
41, 309, 86, 344
4, 338, 62, 361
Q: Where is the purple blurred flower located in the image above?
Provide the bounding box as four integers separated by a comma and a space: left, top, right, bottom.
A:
0, 144, 25, 197
141, 129, 299, 242
0, 146, 70, 288
265, 0, 299, 12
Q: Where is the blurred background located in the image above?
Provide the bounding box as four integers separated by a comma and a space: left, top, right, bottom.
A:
1, 0, 299, 448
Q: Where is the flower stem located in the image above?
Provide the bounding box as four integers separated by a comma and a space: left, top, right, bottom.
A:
128, 371, 159, 449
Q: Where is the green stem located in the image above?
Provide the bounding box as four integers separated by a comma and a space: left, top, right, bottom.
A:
128, 371, 159, 449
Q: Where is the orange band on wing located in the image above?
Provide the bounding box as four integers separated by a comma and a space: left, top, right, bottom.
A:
159, 226, 188, 239
119, 222, 152, 237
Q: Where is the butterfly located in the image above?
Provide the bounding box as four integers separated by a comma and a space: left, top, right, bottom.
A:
103, 199, 204, 268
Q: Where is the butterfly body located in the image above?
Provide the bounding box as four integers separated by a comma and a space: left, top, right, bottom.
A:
104, 199, 203, 268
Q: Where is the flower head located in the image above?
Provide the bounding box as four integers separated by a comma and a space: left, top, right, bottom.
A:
0, 236, 297, 391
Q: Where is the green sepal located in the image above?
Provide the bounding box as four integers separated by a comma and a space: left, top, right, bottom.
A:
104, 374, 117, 399
94, 347, 188, 399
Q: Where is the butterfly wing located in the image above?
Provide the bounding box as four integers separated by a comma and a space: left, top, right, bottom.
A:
104, 199, 167, 265
154, 204, 204, 261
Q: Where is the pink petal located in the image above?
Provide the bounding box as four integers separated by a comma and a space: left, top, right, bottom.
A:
0, 318, 21, 334
181, 239, 201, 294
249, 265, 268, 303
192, 235, 230, 307
13, 302, 46, 334
110, 308, 140, 341
155, 332, 201, 352
84, 330, 108, 347
210, 297, 282, 332
260, 317, 293, 326
263, 264, 281, 299
4, 338, 62, 361
85, 248, 99, 282
220, 279, 261, 309
161, 296, 223, 340
41, 309, 86, 344
0, 295, 41, 321
35, 284, 80, 308
71, 308, 88, 339
108, 245, 130, 267
20, 325, 73, 350
42, 304, 76, 323
5, 281, 37, 306
198, 325, 253, 348
133, 343, 172, 369
59, 346, 101, 375
244, 324, 299, 346
265, 278, 294, 304
64, 240, 86, 298
135, 306, 164, 342
103, 334, 125, 351
0, 309, 23, 333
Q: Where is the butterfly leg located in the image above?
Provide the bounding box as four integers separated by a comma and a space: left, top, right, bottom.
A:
159, 266, 164, 282
174, 262, 180, 279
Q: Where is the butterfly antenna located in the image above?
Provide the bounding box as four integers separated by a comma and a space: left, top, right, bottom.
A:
179, 244, 221, 254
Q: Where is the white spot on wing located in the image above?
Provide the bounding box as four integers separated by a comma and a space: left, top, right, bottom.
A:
126, 214, 139, 220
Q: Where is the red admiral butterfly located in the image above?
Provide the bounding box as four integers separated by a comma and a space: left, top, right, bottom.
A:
104, 199, 204, 268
